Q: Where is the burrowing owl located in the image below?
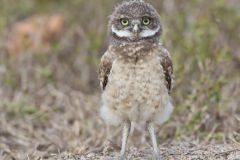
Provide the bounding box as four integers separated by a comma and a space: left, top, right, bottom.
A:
99, 0, 173, 159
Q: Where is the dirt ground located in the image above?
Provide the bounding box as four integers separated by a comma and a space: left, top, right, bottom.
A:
49, 143, 240, 160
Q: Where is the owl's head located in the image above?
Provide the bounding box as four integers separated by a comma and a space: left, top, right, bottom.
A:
109, 0, 162, 44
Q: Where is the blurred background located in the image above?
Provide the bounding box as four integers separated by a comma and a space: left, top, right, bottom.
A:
0, 0, 239, 159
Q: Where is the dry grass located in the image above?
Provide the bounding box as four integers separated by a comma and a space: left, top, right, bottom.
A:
50, 143, 240, 160
0, 0, 240, 159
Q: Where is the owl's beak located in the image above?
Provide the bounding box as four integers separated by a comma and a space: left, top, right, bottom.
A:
133, 24, 140, 36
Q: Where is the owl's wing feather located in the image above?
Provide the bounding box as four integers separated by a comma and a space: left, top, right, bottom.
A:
158, 44, 173, 93
98, 49, 114, 90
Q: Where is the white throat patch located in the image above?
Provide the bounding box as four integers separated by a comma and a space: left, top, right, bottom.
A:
111, 26, 133, 38
139, 26, 160, 38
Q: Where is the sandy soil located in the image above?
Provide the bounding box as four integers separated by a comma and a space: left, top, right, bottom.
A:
49, 143, 240, 160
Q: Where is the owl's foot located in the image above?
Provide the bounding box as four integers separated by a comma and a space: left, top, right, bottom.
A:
119, 121, 131, 160
147, 122, 162, 160
152, 152, 162, 160
119, 153, 126, 160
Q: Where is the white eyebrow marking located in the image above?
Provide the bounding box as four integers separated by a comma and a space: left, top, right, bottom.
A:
139, 26, 160, 38
111, 26, 133, 38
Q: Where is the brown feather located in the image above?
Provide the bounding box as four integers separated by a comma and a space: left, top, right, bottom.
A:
98, 49, 115, 90
159, 45, 173, 93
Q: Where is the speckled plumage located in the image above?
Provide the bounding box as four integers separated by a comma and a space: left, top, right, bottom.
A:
98, 1, 174, 160
99, 42, 173, 126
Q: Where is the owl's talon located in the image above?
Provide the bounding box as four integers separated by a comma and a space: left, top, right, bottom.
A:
152, 153, 162, 160
119, 122, 130, 160
119, 154, 126, 160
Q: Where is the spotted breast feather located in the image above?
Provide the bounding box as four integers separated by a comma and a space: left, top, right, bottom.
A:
99, 44, 173, 94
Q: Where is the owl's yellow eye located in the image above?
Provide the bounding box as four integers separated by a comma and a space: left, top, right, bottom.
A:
142, 17, 151, 25
120, 18, 129, 26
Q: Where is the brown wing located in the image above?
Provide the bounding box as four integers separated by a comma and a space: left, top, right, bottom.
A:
98, 50, 115, 90
159, 45, 173, 93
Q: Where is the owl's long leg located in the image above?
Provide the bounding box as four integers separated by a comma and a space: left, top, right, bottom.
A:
147, 122, 161, 160
119, 120, 131, 160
